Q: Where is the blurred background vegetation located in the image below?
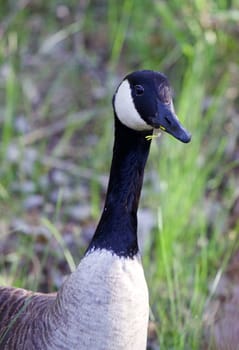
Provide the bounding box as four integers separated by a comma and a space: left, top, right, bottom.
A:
0, 0, 239, 349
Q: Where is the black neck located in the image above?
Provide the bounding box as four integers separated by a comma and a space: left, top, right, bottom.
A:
86, 116, 153, 257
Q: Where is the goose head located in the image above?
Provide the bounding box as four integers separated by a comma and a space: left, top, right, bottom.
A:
113, 70, 191, 143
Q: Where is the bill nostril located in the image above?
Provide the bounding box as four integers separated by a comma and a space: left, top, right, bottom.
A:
165, 116, 171, 125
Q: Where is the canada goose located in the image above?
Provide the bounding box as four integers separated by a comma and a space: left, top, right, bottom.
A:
0, 70, 191, 350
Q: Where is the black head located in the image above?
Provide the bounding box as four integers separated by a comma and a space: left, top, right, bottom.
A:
113, 70, 191, 143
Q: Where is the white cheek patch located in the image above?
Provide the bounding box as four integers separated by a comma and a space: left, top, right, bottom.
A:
114, 80, 153, 131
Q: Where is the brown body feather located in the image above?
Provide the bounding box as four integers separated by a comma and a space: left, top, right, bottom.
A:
0, 287, 57, 349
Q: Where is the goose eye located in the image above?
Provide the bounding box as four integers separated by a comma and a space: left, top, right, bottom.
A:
134, 85, 144, 96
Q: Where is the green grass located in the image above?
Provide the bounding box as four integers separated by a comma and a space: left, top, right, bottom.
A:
0, 1, 239, 349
